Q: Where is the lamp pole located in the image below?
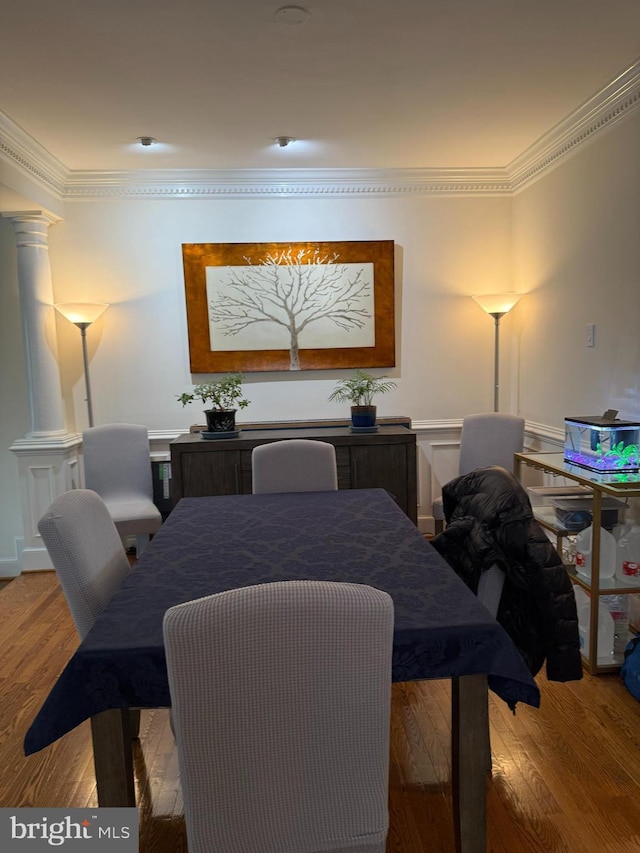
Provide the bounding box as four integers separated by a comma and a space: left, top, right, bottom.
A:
490, 311, 505, 413
54, 303, 109, 428
472, 294, 522, 413
76, 322, 95, 427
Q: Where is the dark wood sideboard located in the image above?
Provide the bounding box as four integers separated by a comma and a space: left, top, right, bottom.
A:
169, 422, 418, 524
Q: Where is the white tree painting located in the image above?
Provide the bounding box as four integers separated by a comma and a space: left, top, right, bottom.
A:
206, 246, 375, 370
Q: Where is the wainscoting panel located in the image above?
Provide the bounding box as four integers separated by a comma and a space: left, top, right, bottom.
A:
411, 419, 564, 533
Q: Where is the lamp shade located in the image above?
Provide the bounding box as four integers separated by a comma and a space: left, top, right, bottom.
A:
55, 303, 109, 325
472, 293, 521, 316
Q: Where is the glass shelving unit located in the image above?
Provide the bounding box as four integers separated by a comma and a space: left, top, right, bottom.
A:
514, 452, 640, 675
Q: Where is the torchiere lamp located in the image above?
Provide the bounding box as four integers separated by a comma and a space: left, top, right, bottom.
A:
472, 293, 522, 412
55, 302, 109, 427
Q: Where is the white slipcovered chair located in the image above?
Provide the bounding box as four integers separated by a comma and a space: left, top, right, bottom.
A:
251, 438, 338, 494
38, 487, 142, 738
163, 580, 394, 853
433, 412, 525, 534
38, 489, 131, 640
83, 423, 162, 556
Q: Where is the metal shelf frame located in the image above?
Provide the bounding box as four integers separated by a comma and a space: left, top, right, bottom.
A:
515, 452, 640, 674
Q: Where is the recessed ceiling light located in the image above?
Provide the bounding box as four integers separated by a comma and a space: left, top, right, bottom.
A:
136, 136, 158, 147
274, 6, 310, 25
275, 136, 296, 148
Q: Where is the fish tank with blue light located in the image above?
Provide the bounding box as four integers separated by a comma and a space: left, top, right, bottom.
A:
564, 415, 640, 473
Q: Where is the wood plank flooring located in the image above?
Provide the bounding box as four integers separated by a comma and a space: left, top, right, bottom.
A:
2, 571, 640, 852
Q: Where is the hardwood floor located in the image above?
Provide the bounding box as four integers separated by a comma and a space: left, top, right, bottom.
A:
2, 571, 640, 852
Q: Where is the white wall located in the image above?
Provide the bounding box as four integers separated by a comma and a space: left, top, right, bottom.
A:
48, 194, 514, 434
513, 110, 640, 427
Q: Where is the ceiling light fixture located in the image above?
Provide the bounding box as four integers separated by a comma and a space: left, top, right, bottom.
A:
136, 136, 158, 147
275, 136, 295, 148
274, 5, 310, 25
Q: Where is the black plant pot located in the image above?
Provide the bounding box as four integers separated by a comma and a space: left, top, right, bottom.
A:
205, 409, 237, 433
350, 405, 377, 429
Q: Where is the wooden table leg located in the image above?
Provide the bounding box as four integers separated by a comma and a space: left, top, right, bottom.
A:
451, 674, 488, 853
90, 709, 136, 807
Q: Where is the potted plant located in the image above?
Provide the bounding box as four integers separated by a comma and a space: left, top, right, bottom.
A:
328, 369, 397, 430
177, 373, 250, 435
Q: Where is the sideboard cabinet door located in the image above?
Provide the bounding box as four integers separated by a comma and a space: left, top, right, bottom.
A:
179, 450, 243, 497
335, 447, 352, 490
350, 444, 410, 516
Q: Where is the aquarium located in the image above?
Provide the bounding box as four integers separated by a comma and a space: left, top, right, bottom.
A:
564, 416, 640, 473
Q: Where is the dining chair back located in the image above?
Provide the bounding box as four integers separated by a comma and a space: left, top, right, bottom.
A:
433, 412, 525, 533
251, 438, 338, 494
37, 489, 131, 640
163, 579, 394, 853
38, 488, 144, 740
83, 423, 162, 555
477, 563, 506, 618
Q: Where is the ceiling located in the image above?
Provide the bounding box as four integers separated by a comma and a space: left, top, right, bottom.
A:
1, 0, 639, 174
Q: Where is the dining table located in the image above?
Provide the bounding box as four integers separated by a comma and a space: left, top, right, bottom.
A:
25, 487, 540, 853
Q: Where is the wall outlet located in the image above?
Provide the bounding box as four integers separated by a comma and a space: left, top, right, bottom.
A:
586, 323, 595, 347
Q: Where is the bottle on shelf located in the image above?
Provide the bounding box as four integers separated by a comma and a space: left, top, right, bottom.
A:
574, 587, 614, 661
616, 525, 640, 582
575, 524, 616, 580
601, 594, 630, 657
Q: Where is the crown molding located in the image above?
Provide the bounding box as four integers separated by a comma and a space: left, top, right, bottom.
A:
0, 112, 67, 199
1, 58, 639, 201
61, 167, 510, 199
508, 58, 640, 193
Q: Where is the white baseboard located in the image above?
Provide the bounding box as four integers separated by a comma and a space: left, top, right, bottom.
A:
20, 546, 53, 572
417, 515, 435, 536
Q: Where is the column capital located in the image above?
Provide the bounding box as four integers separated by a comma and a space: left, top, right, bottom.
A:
2, 210, 61, 249
2, 209, 61, 226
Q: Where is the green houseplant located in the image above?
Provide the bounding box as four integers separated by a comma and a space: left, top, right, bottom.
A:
178, 373, 250, 435
328, 369, 397, 430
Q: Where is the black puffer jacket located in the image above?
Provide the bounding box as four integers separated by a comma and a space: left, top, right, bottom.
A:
431, 465, 582, 682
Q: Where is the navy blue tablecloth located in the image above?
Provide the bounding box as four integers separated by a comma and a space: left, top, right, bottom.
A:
25, 488, 539, 754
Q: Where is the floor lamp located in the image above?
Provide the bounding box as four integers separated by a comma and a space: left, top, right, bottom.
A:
472, 293, 521, 412
55, 302, 109, 427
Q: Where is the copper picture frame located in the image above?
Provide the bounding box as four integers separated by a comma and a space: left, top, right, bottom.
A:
181, 240, 395, 373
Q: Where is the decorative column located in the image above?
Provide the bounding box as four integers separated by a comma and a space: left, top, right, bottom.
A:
7, 211, 66, 436
3, 211, 82, 571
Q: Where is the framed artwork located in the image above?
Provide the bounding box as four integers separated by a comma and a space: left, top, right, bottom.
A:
181, 240, 395, 372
